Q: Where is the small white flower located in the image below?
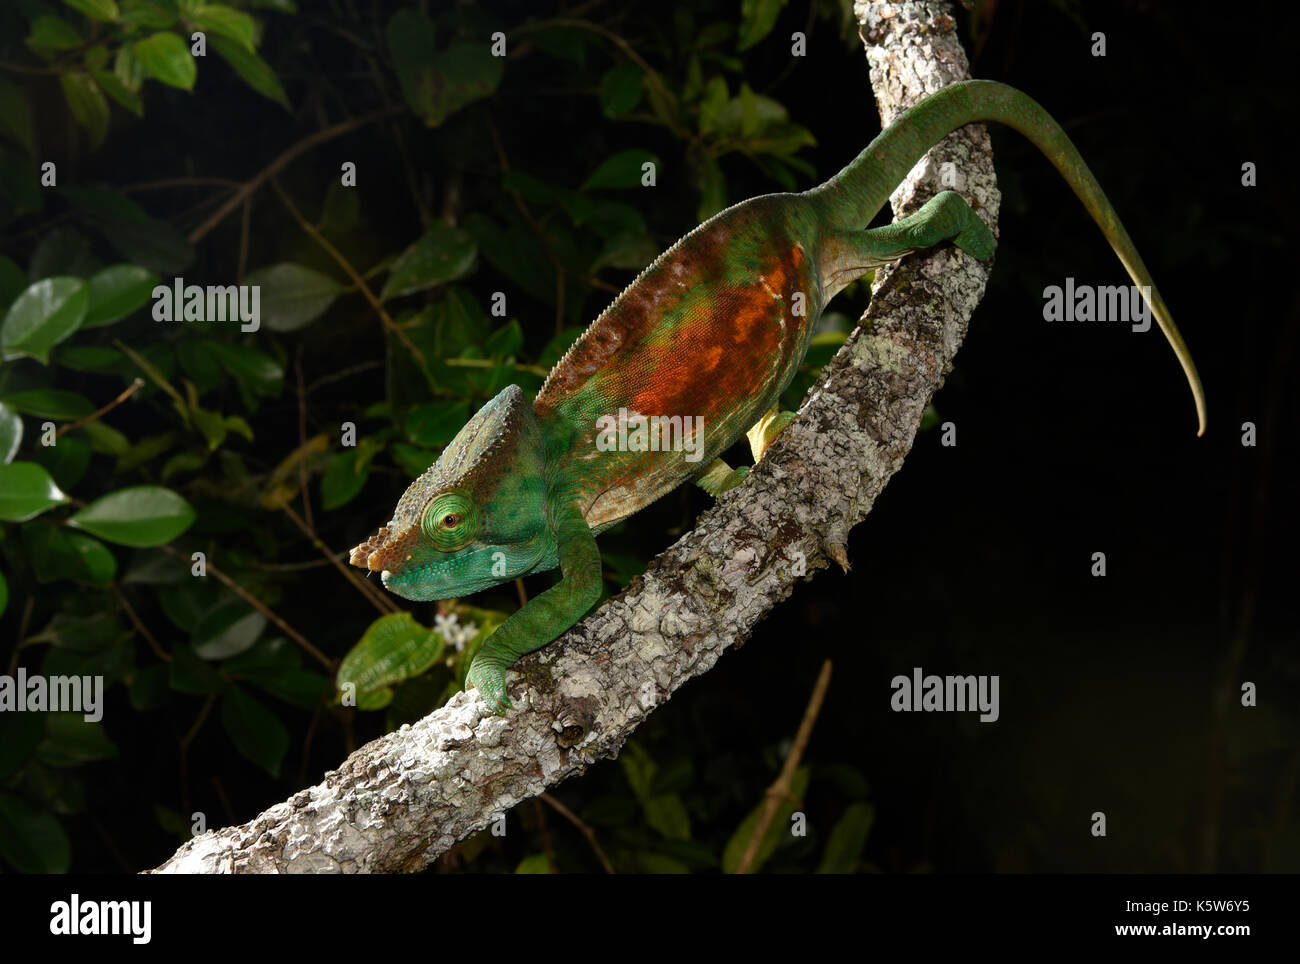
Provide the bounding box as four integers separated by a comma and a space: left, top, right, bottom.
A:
435, 612, 480, 652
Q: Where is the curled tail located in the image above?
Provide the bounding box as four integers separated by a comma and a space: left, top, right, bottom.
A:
808, 79, 1205, 436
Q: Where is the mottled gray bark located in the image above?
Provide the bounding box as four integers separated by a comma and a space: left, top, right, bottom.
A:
150, 0, 997, 874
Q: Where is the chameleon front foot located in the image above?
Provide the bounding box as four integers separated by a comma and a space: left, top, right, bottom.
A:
467, 656, 512, 714
746, 405, 796, 462
695, 459, 748, 496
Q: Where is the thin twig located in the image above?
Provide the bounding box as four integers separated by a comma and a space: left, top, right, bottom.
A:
158, 544, 334, 670
280, 502, 398, 615
112, 583, 169, 663
485, 116, 566, 335
6, 597, 35, 676
540, 792, 616, 874
246, 555, 342, 572
532, 798, 558, 873
122, 177, 241, 192
55, 378, 143, 439
295, 349, 315, 532
734, 659, 833, 874
270, 179, 426, 365
187, 107, 401, 244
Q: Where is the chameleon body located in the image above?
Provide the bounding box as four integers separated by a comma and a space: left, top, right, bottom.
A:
349, 80, 1206, 713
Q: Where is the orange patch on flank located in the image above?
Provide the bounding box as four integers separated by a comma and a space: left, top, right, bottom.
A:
626, 249, 804, 419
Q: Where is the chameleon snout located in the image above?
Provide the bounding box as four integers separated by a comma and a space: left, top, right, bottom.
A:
349, 523, 419, 574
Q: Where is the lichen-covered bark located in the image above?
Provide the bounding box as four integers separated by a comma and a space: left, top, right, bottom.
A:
149, 0, 998, 874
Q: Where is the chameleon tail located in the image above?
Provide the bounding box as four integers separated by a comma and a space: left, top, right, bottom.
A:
808, 79, 1206, 436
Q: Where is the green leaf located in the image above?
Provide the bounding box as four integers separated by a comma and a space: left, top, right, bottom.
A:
714, 84, 792, 138
426, 44, 504, 127
63, 0, 122, 21
120, 0, 177, 31
221, 636, 298, 676
24, 525, 116, 585
241, 263, 341, 331
83, 263, 159, 327
582, 149, 660, 190
68, 485, 196, 547
380, 224, 477, 301
206, 342, 283, 398
528, 26, 587, 65
514, 854, 551, 874
169, 643, 224, 695
485, 320, 523, 357
134, 31, 197, 91
721, 766, 810, 874
0, 277, 89, 364
0, 792, 70, 873
0, 462, 67, 521
0, 403, 21, 463
0, 151, 42, 217
644, 793, 691, 841
698, 76, 728, 133
0, 389, 94, 419
386, 10, 436, 119
404, 400, 468, 447
591, 232, 658, 273
28, 615, 120, 652
538, 327, 582, 368
115, 42, 144, 91
336, 612, 444, 704
0, 78, 37, 154
599, 62, 643, 117
738, 0, 786, 51
620, 741, 656, 801
39, 714, 119, 766
189, 4, 254, 50
129, 664, 170, 710
389, 442, 435, 478
26, 16, 83, 57
209, 33, 289, 109
193, 599, 266, 659
0, 714, 44, 781
320, 445, 375, 511
60, 73, 111, 148
461, 214, 552, 304
0, 256, 26, 307
92, 68, 144, 114
220, 686, 288, 777
634, 851, 691, 873
81, 419, 129, 456
33, 432, 91, 490
57, 344, 131, 374
816, 801, 875, 874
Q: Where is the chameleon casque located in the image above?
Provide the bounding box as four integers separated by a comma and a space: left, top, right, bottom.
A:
349, 80, 1206, 713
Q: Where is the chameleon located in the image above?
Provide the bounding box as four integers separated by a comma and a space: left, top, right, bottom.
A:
349, 79, 1206, 713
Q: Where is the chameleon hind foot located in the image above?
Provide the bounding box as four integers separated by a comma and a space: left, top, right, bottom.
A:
467, 655, 512, 713
747, 405, 796, 462
848, 190, 995, 263
695, 458, 748, 496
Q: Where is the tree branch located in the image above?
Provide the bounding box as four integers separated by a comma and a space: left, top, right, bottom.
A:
149, 0, 996, 874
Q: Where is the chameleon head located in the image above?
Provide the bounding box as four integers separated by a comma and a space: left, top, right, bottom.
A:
349, 384, 553, 601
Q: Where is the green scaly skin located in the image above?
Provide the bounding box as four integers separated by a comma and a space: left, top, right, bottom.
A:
349, 80, 1206, 714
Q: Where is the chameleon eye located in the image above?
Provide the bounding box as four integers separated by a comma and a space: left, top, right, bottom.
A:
422, 492, 477, 551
